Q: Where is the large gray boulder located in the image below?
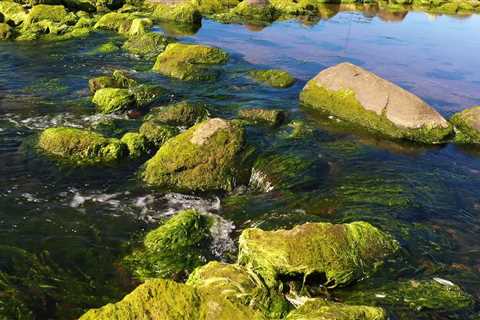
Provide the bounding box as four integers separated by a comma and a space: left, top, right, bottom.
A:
300, 62, 452, 143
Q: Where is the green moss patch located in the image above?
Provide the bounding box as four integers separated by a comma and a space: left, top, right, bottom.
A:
249, 69, 296, 88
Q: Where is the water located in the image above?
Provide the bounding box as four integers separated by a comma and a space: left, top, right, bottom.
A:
1, 7, 480, 319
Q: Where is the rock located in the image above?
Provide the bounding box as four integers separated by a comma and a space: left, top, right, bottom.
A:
92, 88, 136, 114
138, 121, 179, 148
187, 261, 290, 318
152, 43, 229, 81
123, 210, 214, 280
238, 221, 399, 289
79, 278, 263, 320
268, 0, 320, 15
0, 22, 12, 40
142, 118, 254, 192
192, 0, 240, 14
152, 3, 202, 24
61, 0, 96, 13
238, 108, 286, 127
122, 32, 171, 59
129, 84, 170, 108
94, 12, 135, 34
300, 63, 452, 143
88, 76, 118, 94
146, 101, 210, 127
112, 69, 139, 88
24, 5, 78, 26
36, 127, 127, 165
0, 2, 27, 26
249, 69, 296, 88
91, 41, 120, 55
120, 132, 150, 159
128, 17, 152, 36
219, 0, 277, 23
285, 300, 386, 320
450, 106, 480, 144
96, 0, 125, 10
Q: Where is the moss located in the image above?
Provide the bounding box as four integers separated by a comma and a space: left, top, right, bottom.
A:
0, 22, 12, 40
94, 12, 135, 34
152, 42, 229, 81
112, 69, 139, 88
146, 101, 210, 127
80, 278, 263, 320
93, 41, 121, 54
192, 0, 240, 14
450, 106, 480, 144
300, 81, 453, 144
130, 84, 170, 108
36, 127, 127, 165
249, 69, 296, 88
152, 3, 202, 24
238, 108, 286, 127
284, 120, 314, 139
219, 0, 278, 23
122, 31, 171, 59
286, 299, 386, 320
120, 132, 150, 159
188, 261, 291, 319
24, 5, 77, 26
269, 0, 320, 15
138, 121, 179, 148
0, 1, 27, 26
88, 76, 119, 94
92, 88, 136, 114
238, 221, 399, 289
123, 210, 214, 280
142, 118, 254, 192
128, 17, 152, 36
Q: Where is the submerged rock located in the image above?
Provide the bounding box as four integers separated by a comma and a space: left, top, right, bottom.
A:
238, 108, 286, 127
285, 299, 386, 320
92, 88, 136, 114
36, 127, 127, 165
152, 42, 229, 81
123, 210, 215, 280
450, 106, 480, 144
238, 221, 399, 289
122, 31, 170, 59
146, 101, 210, 127
249, 69, 296, 88
300, 63, 452, 143
142, 118, 253, 192
80, 278, 263, 320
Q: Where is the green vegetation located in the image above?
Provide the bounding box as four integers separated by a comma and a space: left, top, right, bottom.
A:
249, 69, 296, 88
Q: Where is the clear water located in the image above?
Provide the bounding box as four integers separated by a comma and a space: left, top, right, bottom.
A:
1, 7, 480, 319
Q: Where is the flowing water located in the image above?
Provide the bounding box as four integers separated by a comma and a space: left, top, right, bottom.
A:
1, 6, 480, 319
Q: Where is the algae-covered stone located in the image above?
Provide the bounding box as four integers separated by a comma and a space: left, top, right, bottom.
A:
222, 0, 277, 23
152, 3, 202, 24
192, 0, 240, 14
0, 1, 27, 26
122, 31, 170, 58
238, 108, 286, 127
138, 120, 179, 148
450, 106, 480, 144
37, 127, 127, 165
0, 22, 12, 40
238, 221, 399, 289
88, 76, 118, 94
80, 278, 263, 320
94, 12, 134, 34
91, 41, 120, 54
146, 101, 210, 127
142, 118, 254, 192
129, 84, 170, 108
128, 17, 152, 36
286, 299, 386, 320
152, 42, 229, 81
249, 69, 296, 88
120, 132, 150, 159
92, 88, 136, 114
24, 5, 78, 26
123, 210, 214, 280
269, 0, 320, 15
300, 63, 452, 143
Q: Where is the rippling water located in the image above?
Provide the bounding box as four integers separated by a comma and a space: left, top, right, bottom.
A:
1, 7, 480, 319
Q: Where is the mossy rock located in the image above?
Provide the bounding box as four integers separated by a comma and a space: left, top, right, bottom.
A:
146, 101, 210, 127
79, 278, 264, 320
219, 0, 277, 23
152, 3, 202, 24
94, 12, 135, 34
36, 127, 127, 165
238, 108, 286, 127
249, 69, 296, 88
88, 76, 119, 94
192, 0, 240, 14
152, 42, 229, 81
122, 31, 171, 59
123, 210, 214, 280
0, 1, 28, 26
300, 63, 452, 144
187, 261, 291, 318
96, 0, 125, 10
450, 106, 480, 144
92, 88, 136, 114
0, 22, 12, 40
128, 17, 152, 36
120, 132, 151, 159
285, 299, 386, 320
238, 221, 399, 289
142, 118, 254, 192
24, 5, 78, 26
269, 0, 320, 15
61, 0, 96, 12
90, 41, 121, 55
138, 120, 179, 148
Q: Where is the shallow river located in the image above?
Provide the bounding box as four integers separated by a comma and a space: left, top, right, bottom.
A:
1, 7, 480, 319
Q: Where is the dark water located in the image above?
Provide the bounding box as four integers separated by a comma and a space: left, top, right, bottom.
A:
1, 8, 480, 319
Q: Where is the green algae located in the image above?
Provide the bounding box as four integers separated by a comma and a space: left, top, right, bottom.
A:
122, 31, 171, 59
0, 22, 12, 39
92, 88, 136, 114
300, 82, 453, 144
285, 299, 386, 320
450, 106, 480, 144
88, 75, 119, 93
192, 0, 240, 14
145, 101, 210, 127
36, 127, 127, 165
120, 132, 150, 159
238, 108, 286, 127
142, 118, 254, 192
0, 1, 27, 26
249, 69, 296, 88
123, 210, 214, 280
152, 42, 229, 81
152, 2, 202, 24
138, 120, 179, 148
92, 41, 121, 54
218, 0, 278, 24
127, 17, 152, 36
94, 12, 136, 34
238, 221, 400, 289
